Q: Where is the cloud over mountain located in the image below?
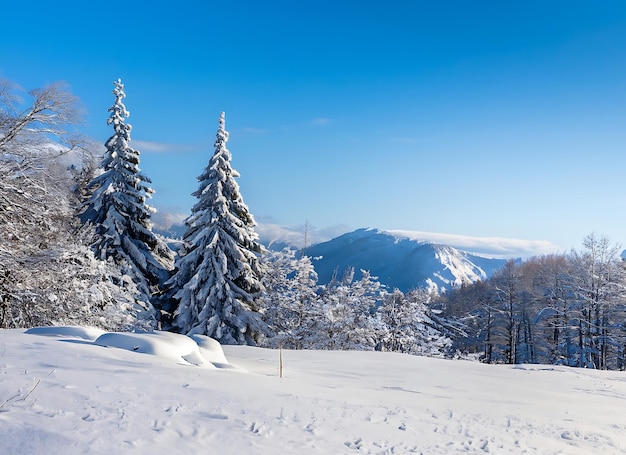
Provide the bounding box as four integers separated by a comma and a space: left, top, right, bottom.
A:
304, 228, 511, 293
385, 229, 561, 259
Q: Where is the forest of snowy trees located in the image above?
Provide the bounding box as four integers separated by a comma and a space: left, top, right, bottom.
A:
2, 77, 626, 370
439, 233, 626, 370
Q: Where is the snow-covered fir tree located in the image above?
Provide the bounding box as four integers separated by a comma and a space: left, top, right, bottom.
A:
320, 267, 385, 350
0, 77, 161, 331
80, 79, 174, 319
377, 288, 453, 357
166, 112, 266, 345
317, 268, 384, 350
259, 248, 322, 349
1, 234, 157, 332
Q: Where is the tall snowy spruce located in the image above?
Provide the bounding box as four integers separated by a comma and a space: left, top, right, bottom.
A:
80, 79, 174, 317
166, 112, 266, 345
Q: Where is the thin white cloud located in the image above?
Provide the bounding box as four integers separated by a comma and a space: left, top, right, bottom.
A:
153, 210, 558, 259
256, 222, 351, 249
384, 229, 561, 259
257, 224, 560, 258
310, 117, 332, 126
238, 127, 269, 135
132, 140, 198, 153
132, 140, 171, 153
152, 210, 187, 231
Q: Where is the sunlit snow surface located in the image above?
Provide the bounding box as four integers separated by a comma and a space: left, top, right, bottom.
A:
1, 327, 625, 454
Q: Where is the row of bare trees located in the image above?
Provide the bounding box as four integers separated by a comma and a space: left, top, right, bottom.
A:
441, 233, 626, 369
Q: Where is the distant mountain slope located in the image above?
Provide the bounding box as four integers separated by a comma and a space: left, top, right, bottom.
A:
304, 228, 508, 293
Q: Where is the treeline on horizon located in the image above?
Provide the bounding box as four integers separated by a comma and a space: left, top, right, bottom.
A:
1, 77, 625, 370
439, 236, 626, 370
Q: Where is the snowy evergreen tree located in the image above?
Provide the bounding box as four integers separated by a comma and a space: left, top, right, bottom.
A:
259, 248, 322, 349
317, 268, 384, 350
80, 79, 173, 316
1, 231, 155, 332
377, 288, 453, 357
166, 112, 266, 345
0, 77, 159, 330
341, 270, 385, 350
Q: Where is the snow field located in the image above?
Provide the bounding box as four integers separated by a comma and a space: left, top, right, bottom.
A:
1, 327, 625, 454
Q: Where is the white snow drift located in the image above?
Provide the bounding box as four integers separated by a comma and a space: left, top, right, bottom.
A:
1, 327, 625, 454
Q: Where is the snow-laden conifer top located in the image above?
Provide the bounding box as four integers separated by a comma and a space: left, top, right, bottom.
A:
166, 112, 265, 344
80, 78, 174, 316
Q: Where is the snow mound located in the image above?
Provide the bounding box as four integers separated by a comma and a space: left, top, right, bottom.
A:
3, 328, 626, 453
190, 334, 233, 368
25, 326, 231, 368
94, 331, 228, 368
25, 326, 106, 341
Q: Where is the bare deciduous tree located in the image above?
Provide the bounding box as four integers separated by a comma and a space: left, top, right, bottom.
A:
0, 79, 146, 331
0, 79, 87, 236
0, 79, 82, 152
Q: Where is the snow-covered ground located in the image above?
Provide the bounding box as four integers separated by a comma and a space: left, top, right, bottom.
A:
1, 328, 625, 454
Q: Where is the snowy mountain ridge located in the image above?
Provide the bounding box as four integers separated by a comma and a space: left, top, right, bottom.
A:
157, 223, 518, 293
303, 228, 508, 293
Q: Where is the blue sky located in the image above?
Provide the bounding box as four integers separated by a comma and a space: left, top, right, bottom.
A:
3, 1, 626, 254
